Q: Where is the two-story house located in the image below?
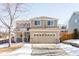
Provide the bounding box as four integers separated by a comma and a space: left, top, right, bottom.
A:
29, 16, 60, 43
15, 16, 60, 43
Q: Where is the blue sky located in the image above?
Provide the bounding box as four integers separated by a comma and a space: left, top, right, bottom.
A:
25, 3, 79, 25
0, 3, 79, 27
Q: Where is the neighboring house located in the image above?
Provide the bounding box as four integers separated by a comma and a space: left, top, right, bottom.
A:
59, 25, 68, 40
15, 16, 60, 43
0, 32, 10, 44
69, 11, 79, 33
0, 32, 9, 40
59, 25, 68, 32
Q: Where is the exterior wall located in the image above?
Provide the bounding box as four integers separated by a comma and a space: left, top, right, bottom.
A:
15, 16, 60, 43
30, 16, 58, 28
69, 12, 79, 33
29, 28, 60, 43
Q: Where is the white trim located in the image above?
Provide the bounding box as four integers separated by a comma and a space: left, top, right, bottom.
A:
48, 20, 54, 26
34, 20, 42, 26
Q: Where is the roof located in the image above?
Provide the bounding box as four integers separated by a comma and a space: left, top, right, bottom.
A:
74, 11, 79, 15
30, 16, 58, 20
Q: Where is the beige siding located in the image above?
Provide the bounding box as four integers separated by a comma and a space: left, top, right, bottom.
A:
30, 16, 58, 28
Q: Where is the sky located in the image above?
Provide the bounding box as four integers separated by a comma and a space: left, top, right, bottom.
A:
1, 3, 79, 30
25, 3, 79, 25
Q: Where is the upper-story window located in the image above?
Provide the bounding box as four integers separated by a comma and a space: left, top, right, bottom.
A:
48, 20, 53, 26
35, 20, 41, 26
20, 23, 27, 28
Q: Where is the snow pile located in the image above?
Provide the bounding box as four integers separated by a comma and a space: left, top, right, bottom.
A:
63, 39, 79, 44
0, 43, 32, 56
1, 42, 79, 56
57, 43, 79, 56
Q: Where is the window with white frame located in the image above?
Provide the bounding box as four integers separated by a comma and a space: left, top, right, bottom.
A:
35, 20, 41, 26
48, 20, 53, 26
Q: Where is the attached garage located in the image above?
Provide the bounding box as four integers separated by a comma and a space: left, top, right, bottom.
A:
29, 28, 60, 43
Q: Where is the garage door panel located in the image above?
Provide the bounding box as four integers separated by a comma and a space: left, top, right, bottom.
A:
32, 33, 57, 43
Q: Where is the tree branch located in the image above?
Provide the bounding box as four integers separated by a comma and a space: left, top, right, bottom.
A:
12, 4, 19, 19
0, 17, 10, 29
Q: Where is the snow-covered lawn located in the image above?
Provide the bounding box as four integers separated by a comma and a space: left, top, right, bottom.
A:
0, 43, 32, 56
0, 39, 79, 56
6, 44, 32, 56
63, 39, 79, 44
57, 39, 79, 56
57, 43, 79, 56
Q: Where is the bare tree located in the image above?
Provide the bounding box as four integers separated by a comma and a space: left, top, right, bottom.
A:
0, 3, 30, 47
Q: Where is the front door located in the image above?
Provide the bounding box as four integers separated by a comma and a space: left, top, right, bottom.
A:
24, 32, 30, 43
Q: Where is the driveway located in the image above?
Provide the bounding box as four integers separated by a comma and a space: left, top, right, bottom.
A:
31, 44, 69, 56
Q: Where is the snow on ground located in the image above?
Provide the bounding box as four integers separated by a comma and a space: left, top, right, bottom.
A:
0, 43, 32, 56
0, 43, 8, 48
0, 40, 79, 56
57, 43, 79, 56
63, 39, 79, 44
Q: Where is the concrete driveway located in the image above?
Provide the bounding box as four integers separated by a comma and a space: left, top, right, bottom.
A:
31, 44, 69, 56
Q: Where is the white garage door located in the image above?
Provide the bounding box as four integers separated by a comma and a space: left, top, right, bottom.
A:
33, 33, 57, 43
